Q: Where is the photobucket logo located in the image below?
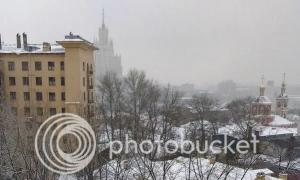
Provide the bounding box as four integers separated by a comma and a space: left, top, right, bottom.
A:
35, 113, 96, 175
109, 134, 259, 159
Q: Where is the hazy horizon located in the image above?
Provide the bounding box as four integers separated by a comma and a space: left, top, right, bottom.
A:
1, 0, 300, 87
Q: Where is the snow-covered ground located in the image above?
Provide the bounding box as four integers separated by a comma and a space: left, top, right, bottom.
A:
89, 156, 279, 180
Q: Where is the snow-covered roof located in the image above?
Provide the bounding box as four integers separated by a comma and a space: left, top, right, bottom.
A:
0, 34, 96, 54
269, 115, 295, 126
0, 43, 65, 54
255, 126, 297, 137
253, 96, 272, 104
218, 124, 242, 138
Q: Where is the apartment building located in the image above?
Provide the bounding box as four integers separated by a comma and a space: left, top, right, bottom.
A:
0, 32, 97, 129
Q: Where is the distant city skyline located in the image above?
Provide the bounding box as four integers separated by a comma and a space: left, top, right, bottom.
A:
1, 0, 300, 86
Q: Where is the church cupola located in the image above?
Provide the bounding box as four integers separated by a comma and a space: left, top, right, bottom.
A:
251, 75, 272, 118
259, 75, 266, 96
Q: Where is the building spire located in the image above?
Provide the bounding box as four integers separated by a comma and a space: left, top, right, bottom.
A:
259, 75, 266, 96
281, 73, 286, 95
102, 8, 105, 28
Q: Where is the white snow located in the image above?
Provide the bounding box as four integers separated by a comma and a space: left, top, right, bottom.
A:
255, 126, 297, 136
0, 43, 65, 54
269, 115, 295, 126
253, 96, 272, 104
94, 156, 279, 180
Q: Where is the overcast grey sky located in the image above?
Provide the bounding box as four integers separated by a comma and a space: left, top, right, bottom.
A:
1, 0, 299, 87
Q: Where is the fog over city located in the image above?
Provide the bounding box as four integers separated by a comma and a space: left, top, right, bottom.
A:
1, 0, 299, 86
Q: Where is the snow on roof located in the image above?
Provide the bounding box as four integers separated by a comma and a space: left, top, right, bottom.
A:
218, 124, 242, 138
0, 43, 65, 54
256, 126, 297, 136
253, 96, 272, 104
269, 115, 295, 126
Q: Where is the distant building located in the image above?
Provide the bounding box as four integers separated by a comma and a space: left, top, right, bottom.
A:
250, 75, 296, 128
94, 10, 122, 79
251, 76, 272, 117
276, 73, 289, 118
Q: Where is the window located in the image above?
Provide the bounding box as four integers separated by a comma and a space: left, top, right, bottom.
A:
27, 135, 33, 143
35, 61, 42, 71
49, 92, 56, 101
62, 108, 66, 113
49, 108, 56, 116
90, 64, 93, 72
24, 107, 30, 116
10, 92, 16, 101
23, 77, 29, 86
24, 92, 30, 101
36, 77, 42, 85
83, 62, 85, 71
11, 107, 17, 116
48, 62, 55, 71
22, 62, 29, 71
36, 92, 43, 101
83, 77, 85, 86
89, 77, 93, 87
37, 107, 43, 116
49, 77, 56, 86
61, 77, 65, 86
60, 61, 64, 71
83, 92, 86, 101
8, 62, 15, 71
9, 77, 16, 86
25, 121, 32, 130
61, 92, 65, 101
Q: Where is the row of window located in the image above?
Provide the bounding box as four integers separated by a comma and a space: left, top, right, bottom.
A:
11, 107, 65, 116
10, 92, 65, 101
8, 61, 64, 71
8, 77, 65, 86
82, 62, 93, 72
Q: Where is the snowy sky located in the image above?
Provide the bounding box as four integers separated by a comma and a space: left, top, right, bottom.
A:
1, 0, 300, 87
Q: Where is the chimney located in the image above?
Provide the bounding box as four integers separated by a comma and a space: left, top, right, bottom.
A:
255, 172, 265, 180
23, 33, 28, 50
16, 33, 21, 48
42, 42, 51, 52
0, 34, 2, 50
279, 172, 288, 180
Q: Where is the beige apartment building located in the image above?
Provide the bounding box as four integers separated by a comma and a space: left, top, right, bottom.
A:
0, 32, 97, 132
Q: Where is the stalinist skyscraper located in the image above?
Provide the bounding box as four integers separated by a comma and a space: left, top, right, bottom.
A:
94, 10, 122, 79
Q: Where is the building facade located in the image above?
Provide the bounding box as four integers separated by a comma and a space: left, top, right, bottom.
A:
251, 76, 272, 117
94, 11, 122, 79
0, 32, 97, 134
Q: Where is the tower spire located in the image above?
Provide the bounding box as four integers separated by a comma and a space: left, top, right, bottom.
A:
281, 73, 286, 95
102, 8, 105, 28
259, 75, 266, 96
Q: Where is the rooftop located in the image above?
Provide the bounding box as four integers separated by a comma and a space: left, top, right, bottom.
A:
0, 33, 97, 54
253, 96, 272, 104
0, 43, 65, 54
